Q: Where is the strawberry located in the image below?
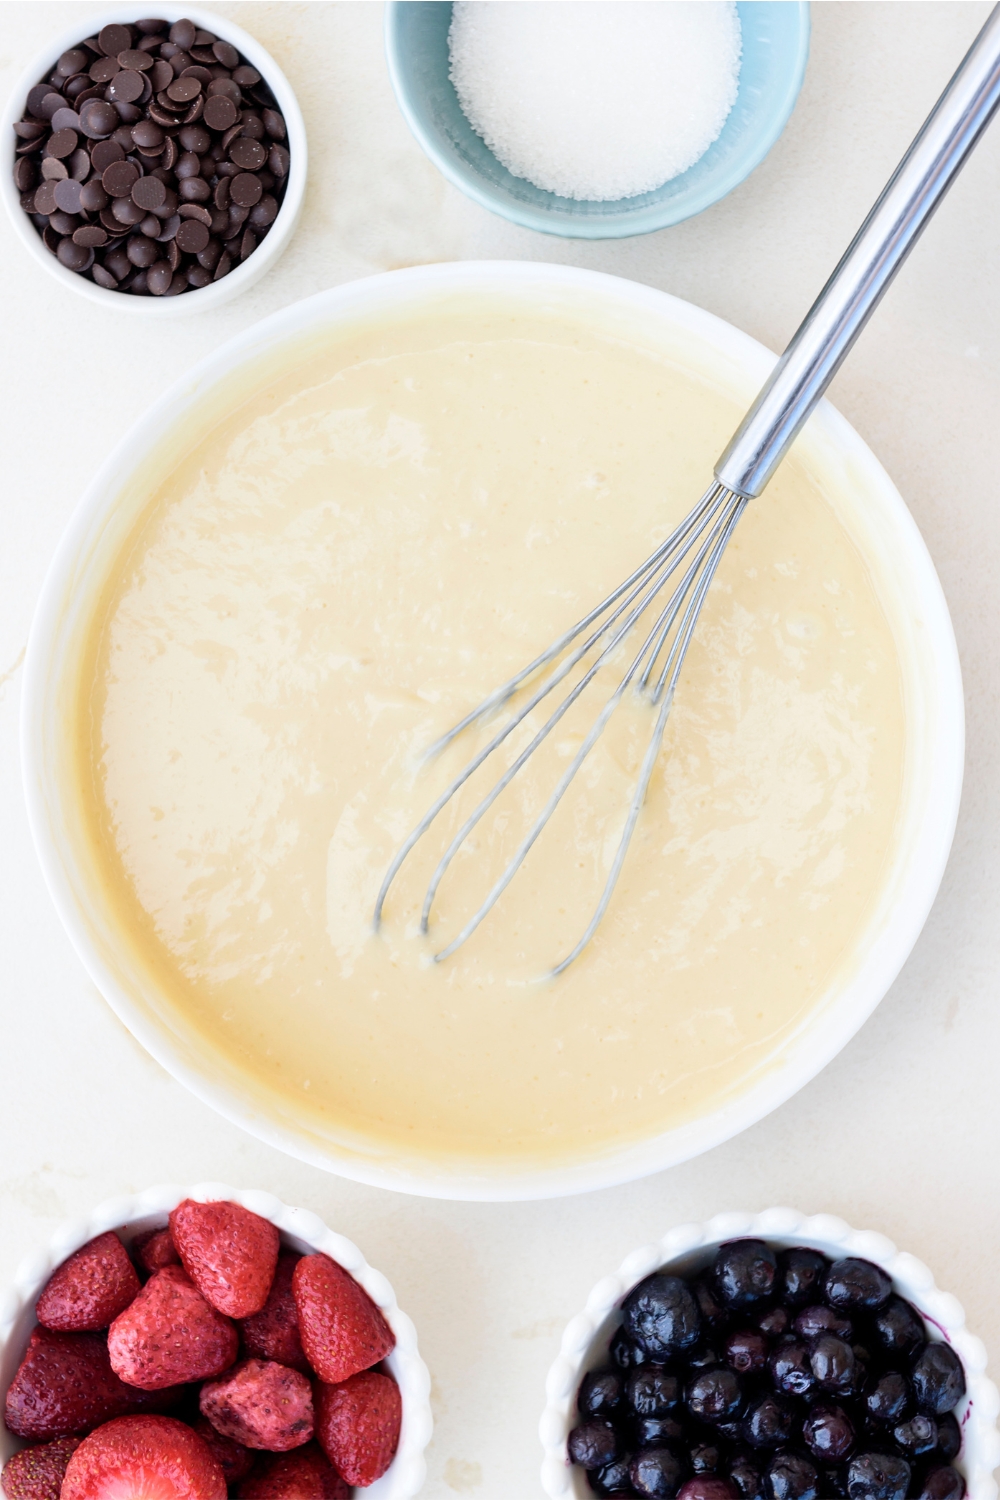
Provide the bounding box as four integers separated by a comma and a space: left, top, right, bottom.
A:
108, 1265, 238, 1390
0, 1435, 80, 1499
235, 1443, 350, 1499
315, 1369, 401, 1487
4, 1328, 177, 1441
292, 1255, 395, 1383
240, 1252, 310, 1373
35, 1232, 140, 1333
169, 1200, 279, 1319
60, 1415, 226, 1500
132, 1228, 181, 1276
199, 1357, 314, 1451
192, 1414, 255, 1484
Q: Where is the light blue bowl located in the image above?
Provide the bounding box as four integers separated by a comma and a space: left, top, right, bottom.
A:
385, 2, 810, 239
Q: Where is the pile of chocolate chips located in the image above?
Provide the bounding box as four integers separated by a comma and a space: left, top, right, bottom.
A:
11, 17, 290, 296
568, 1240, 967, 1500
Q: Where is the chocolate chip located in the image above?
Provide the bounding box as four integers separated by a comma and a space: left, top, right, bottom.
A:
111, 195, 146, 225
175, 151, 201, 178
58, 48, 89, 77
262, 108, 286, 140
175, 217, 210, 254
91, 262, 118, 288
12, 158, 36, 192
147, 259, 174, 293
154, 213, 181, 241
108, 69, 145, 103
213, 249, 232, 281
150, 59, 174, 91
79, 179, 109, 212
229, 171, 262, 207
178, 202, 212, 224
127, 233, 159, 266
69, 147, 92, 180
167, 75, 202, 103
32, 180, 58, 215
202, 94, 238, 132
53, 177, 83, 213
131, 119, 164, 150
73, 224, 108, 247
206, 76, 241, 104
42, 223, 61, 253
46, 128, 79, 159
239, 114, 265, 141
79, 99, 119, 138
178, 176, 210, 202
89, 56, 120, 83
268, 144, 289, 178
57, 236, 93, 270
234, 65, 262, 89
49, 209, 79, 235
91, 138, 124, 171
38, 91, 68, 119
131, 174, 166, 210
212, 39, 239, 69
99, 24, 133, 58
40, 157, 68, 181
229, 136, 265, 171
118, 48, 153, 71
169, 19, 197, 48
13, 119, 46, 140
27, 84, 53, 115
50, 106, 82, 131
103, 159, 139, 196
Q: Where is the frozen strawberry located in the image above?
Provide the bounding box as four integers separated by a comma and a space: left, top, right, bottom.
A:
4, 1327, 177, 1441
132, 1227, 181, 1276
315, 1369, 401, 1487
0, 1435, 80, 1499
192, 1414, 255, 1484
169, 1200, 279, 1319
108, 1264, 238, 1390
200, 1357, 314, 1451
236, 1443, 350, 1499
240, 1252, 310, 1373
60, 1415, 226, 1500
292, 1255, 395, 1383
34, 1232, 140, 1334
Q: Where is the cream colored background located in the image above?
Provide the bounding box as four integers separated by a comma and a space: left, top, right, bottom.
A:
1, 4, 998, 1495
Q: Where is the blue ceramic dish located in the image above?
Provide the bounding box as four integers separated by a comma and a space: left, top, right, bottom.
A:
384, 1, 810, 239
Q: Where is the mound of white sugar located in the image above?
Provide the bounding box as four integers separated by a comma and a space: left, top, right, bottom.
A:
448, 2, 742, 202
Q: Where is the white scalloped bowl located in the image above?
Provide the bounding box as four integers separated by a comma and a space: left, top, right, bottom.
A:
540, 1209, 1000, 1499
0, 1183, 432, 1498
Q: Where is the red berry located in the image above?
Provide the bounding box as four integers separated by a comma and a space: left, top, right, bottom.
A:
0, 1435, 80, 1499
235, 1442, 350, 1498
108, 1264, 238, 1390
4, 1327, 177, 1441
132, 1228, 181, 1276
240, 1252, 310, 1373
35, 1232, 140, 1333
315, 1369, 401, 1487
192, 1414, 255, 1484
292, 1255, 394, 1384
200, 1357, 314, 1451
60, 1415, 226, 1499
169, 1200, 279, 1318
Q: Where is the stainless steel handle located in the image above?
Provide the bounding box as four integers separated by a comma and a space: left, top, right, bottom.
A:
715, 4, 1000, 499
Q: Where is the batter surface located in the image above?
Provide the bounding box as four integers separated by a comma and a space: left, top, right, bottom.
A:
75, 304, 905, 1168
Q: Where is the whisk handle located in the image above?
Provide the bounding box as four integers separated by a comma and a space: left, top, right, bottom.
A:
715, 4, 1000, 499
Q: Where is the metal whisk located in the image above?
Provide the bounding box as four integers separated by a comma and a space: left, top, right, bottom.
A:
375, 7, 1000, 975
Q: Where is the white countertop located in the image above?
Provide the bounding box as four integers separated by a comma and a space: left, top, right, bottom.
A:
2, 4, 999, 1495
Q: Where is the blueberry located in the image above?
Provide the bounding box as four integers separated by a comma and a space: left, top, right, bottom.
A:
764, 1450, 819, 1500
935, 1411, 961, 1463
892, 1413, 937, 1458
779, 1248, 830, 1307
634, 1415, 686, 1447
873, 1298, 926, 1361
913, 1466, 966, 1500
687, 1367, 743, 1423
714, 1241, 778, 1310
581, 1368, 625, 1419
689, 1441, 724, 1474
824, 1260, 893, 1313
726, 1330, 769, 1375
744, 1396, 795, 1448
689, 1346, 723, 1372
911, 1345, 966, 1416
794, 1305, 854, 1343
730, 1453, 765, 1500
716, 1420, 746, 1445
693, 1277, 731, 1331
569, 1422, 622, 1470
821, 1466, 849, 1498
613, 1327, 652, 1370
630, 1446, 686, 1499
588, 1457, 635, 1497
676, 1481, 740, 1500
769, 1340, 815, 1397
628, 1367, 681, 1417
845, 1451, 911, 1500
624, 1275, 702, 1358
810, 1335, 858, 1394
756, 1307, 790, 1339
802, 1403, 855, 1462
863, 1371, 911, 1425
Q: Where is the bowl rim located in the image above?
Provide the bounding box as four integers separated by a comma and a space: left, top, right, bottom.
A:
539, 1208, 1000, 1500
383, 0, 811, 239
21, 259, 964, 1202
0, 3, 307, 315
0, 1182, 432, 1499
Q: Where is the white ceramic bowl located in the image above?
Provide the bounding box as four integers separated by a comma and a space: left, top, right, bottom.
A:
22, 260, 964, 1200
540, 1209, 1000, 1499
0, 5, 306, 314
0, 1183, 432, 1498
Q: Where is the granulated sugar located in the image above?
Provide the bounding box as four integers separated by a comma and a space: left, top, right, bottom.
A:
448, 2, 742, 202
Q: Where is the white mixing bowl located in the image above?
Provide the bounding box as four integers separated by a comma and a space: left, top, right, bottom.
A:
21, 261, 964, 1200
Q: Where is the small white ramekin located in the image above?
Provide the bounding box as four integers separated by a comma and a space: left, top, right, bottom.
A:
540, 1208, 1000, 1500
0, 1183, 432, 1498
0, 5, 306, 314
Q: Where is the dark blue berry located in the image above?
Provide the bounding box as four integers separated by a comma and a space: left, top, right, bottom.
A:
911, 1345, 965, 1416
824, 1260, 893, 1313
794, 1305, 853, 1342
588, 1457, 635, 1496
778, 1248, 830, 1308
892, 1413, 937, 1458
726, 1330, 769, 1375
744, 1396, 795, 1448
730, 1454, 765, 1500
764, 1450, 818, 1500
624, 1275, 702, 1359
863, 1371, 911, 1425
676, 1481, 740, 1500
714, 1242, 778, 1310
756, 1307, 790, 1338
935, 1411, 961, 1463
845, 1451, 910, 1500
628, 1367, 681, 1417
810, 1335, 858, 1394
802, 1403, 855, 1461
821, 1466, 849, 1498
690, 1441, 724, 1473
613, 1328, 652, 1370
687, 1367, 743, 1423
634, 1415, 686, 1447
580, 1368, 625, 1419
689, 1347, 723, 1372
913, 1466, 965, 1500
769, 1341, 814, 1397
693, 1277, 731, 1331
873, 1298, 925, 1361
630, 1446, 686, 1498
569, 1422, 621, 1470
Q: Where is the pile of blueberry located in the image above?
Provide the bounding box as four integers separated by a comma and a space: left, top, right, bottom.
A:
567, 1239, 966, 1500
